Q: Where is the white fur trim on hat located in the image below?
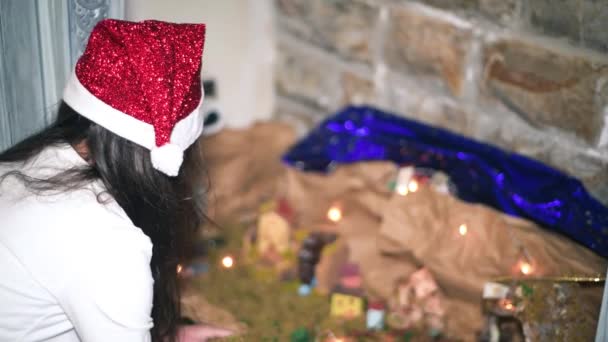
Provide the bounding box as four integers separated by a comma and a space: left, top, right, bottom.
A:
62, 71, 205, 176
151, 143, 183, 177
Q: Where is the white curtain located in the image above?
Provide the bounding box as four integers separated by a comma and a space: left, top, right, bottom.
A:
0, 0, 124, 152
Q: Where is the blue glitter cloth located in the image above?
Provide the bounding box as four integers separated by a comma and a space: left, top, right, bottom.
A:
282, 106, 608, 257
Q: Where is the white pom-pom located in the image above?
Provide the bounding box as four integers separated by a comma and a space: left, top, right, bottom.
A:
150, 143, 184, 177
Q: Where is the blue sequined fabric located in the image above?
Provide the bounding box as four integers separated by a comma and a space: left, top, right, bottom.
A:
282, 106, 608, 257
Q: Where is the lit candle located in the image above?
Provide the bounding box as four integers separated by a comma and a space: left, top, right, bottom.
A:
458, 224, 468, 236
222, 255, 234, 268
176, 264, 183, 274
327, 206, 343, 223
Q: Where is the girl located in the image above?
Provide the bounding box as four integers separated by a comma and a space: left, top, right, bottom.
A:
0, 19, 229, 341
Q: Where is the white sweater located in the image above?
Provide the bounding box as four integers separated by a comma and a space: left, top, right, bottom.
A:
0, 145, 153, 341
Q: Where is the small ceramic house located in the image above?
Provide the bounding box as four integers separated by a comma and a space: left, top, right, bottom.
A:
257, 199, 294, 255
330, 292, 365, 319
366, 301, 386, 330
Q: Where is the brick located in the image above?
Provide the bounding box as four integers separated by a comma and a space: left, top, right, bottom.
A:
422, 0, 480, 9
415, 99, 471, 135
483, 39, 608, 144
340, 72, 376, 106
384, 74, 471, 134
274, 98, 321, 136
410, 0, 479, 11
275, 42, 342, 111
409, 0, 520, 24
384, 5, 473, 96
479, 0, 520, 23
472, 110, 560, 166
529, 0, 608, 53
276, 0, 378, 63
276, 0, 310, 18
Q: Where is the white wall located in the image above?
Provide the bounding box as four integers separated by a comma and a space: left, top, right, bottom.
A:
126, 0, 275, 128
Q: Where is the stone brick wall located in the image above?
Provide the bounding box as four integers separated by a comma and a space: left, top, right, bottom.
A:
273, 0, 608, 204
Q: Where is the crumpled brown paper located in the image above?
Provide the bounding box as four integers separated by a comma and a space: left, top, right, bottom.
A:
202, 123, 607, 341
377, 186, 606, 299
282, 163, 606, 339
202, 122, 297, 222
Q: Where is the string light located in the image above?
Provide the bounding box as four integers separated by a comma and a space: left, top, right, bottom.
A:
222, 255, 234, 268
506, 225, 535, 277
499, 299, 515, 311
396, 184, 409, 196
327, 206, 343, 222
458, 224, 468, 236
519, 260, 532, 275
407, 180, 419, 193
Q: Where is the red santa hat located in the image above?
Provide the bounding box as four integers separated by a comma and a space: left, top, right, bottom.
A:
63, 19, 206, 176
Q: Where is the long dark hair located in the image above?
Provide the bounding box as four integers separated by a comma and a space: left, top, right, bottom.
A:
0, 102, 206, 341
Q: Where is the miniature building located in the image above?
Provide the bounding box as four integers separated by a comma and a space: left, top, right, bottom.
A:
257, 211, 290, 254
330, 292, 364, 319
366, 301, 386, 330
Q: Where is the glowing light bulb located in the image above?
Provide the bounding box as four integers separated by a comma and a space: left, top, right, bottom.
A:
458, 224, 468, 236
519, 261, 532, 275
176, 264, 183, 274
396, 184, 409, 196
327, 206, 343, 222
408, 180, 419, 193
222, 256, 234, 268
498, 298, 515, 311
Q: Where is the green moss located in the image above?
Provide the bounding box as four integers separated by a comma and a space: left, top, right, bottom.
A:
193, 223, 379, 341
